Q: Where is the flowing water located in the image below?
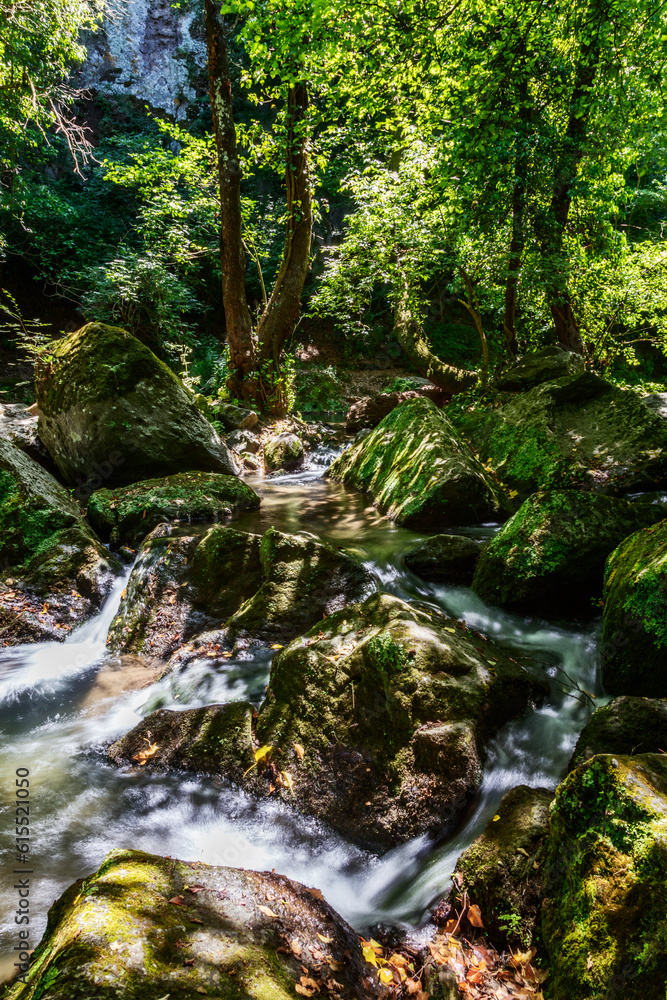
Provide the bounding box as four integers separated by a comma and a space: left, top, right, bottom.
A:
0, 441, 601, 980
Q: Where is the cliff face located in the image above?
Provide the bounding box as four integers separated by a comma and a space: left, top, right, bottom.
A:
78, 0, 207, 116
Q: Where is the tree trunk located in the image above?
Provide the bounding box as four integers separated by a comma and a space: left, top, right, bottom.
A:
503, 80, 530, 358
394, 265, 477, 394
204, 0, 255, 397
252, 83, 312, 415
540, 10, 602, 354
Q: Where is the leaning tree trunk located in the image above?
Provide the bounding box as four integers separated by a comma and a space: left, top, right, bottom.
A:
204, 0, 255, 398
394, 264, 477, 394
251, 83, 312, 415
540, 10, 601, 354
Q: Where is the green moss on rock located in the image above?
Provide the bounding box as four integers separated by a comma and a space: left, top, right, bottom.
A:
569, 697, 667, 771
449, 372, 667, 498
328, 397, 509, 529
601, 520, 667, 696
543, 754, 667, 1000
472, 490, 666, 615
452, 785, 553, 947
87, 472, 260, 547
36, 323, 240, 489
3, 848, 384, 1000
264, 433, 304, 471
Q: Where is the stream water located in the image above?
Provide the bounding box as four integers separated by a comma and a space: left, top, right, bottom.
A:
0, 441, 601, 981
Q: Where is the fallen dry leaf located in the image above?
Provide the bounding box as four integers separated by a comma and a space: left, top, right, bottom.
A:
258, 905, 279, 918
293, 743, 305, 760
168, 896, 184, 905
467, 904, 484, 929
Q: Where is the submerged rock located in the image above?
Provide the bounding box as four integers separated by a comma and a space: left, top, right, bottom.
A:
4, 848, 386, 1000
328, 397, 509, 529
472, 490, 666, 615
35, 322, 240, 493
601, 519, 667, 696
495, 345, 584, 392
264, 432, 305, 470
0, 439, 121, 644
450, 372, 667, 497
403, 534, 482, 585
451, 785, 553, 946
87, 471, 260, 547
569, 696, 667, 771
133, 593, 548, 851
543, 754, 667, 1000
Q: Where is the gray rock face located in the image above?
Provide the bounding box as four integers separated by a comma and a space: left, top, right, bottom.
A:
226, 428, 261, 453
0, 402, 56, 473
36, 323, 240, 493
496, 346, 584, 392
79, 0, 207, 116
569, 696, 667, 771
643, 391, 667, 419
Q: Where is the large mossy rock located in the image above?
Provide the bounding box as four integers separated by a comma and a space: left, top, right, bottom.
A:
403, 534, 482, 585
113, 594, 547, 851
4, 848, 386, 1000
601, 520, 667, 696
36, 323, 240, 490
569, 697, 667, 771
472, 490, 665, 615
328, 397, 509, 529
450, 372, 667, 498
451, 785, 553, 947
264, 432, 305, 470
543, 754, 667, 1000
106, 525, 263, 658
87, 472, 260, 548
0, 439, 121, 644
109, 525, 373, 659
495, 345, 584, 392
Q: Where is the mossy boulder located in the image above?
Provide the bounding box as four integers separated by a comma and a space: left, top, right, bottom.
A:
328, 397, 509, 529
213, 401, 259, 431
3, 848, 386, 1000
495, 345, 584, 392
108, 702, 256, 778
601, 520, 667, 696
115, 593, 547, 851
264, 432, 305, 470
0, 439, 121, 643
451, 785, 553, 947
35, 323, 240, 491
106, 525, 262, 658
403, 534, 482, 584
472, 490, 666, 615
569, 697, 667, 771
543, 754, 667, 1000
87, 472, 260, 548
450, 372, 667, 498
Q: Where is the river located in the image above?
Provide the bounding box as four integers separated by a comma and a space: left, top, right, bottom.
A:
0, 441, 600, 981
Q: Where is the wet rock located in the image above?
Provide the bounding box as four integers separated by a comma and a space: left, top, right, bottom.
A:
495, 345, 584, 392
472, 490, 666, 615
328, 397, 509, 529
253, 593, 547, 850
213, 400, 259, 431
36, 322, 240, 492
108, 702, 256, 778
543, 754, 667, 1000
450, 785, 553, 946
449, 372, 667, 498
264, 431, 305, 470
226, 428, 261, 453
106, 524, 262, 658
601, 519, 667, 696
4, 847, 387, 1000
87, 471, 260, 548
117, 593, 547, 851
569, 696, 667, 771
0, 439, 121, 644
345, 386, 448, 433
0, 402, 57, 474
403, 534, 482, 585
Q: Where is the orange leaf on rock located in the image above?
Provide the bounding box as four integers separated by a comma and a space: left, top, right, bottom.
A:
467, 904, 484, 928
258, 905, 278, 918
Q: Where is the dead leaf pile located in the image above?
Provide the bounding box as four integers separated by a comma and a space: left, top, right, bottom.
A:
428, 924, 548, 999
